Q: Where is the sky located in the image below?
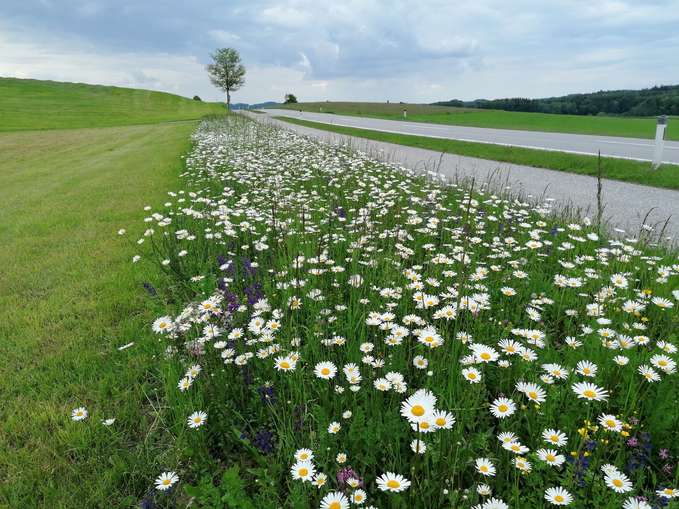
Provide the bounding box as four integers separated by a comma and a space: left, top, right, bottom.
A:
2, 0, 679, 104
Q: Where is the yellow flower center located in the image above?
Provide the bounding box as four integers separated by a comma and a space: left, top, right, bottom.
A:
468, 373, 477, 379
583, 389, 596, 399
498, 404, 508, 412
387, 480, 400, 489
299, 468, 308, 477
528, 391, 538, 400
606, 420, 616, 428
436, 417, 446, 426
329, 502, 341, 509
321, 368, 330, 375
280, 361, 290, 369
480, 352, 491, 360
555, 495, 564, 502
480, 466, 488, 472
613, 479, 623, 487
411, 405, 425, 416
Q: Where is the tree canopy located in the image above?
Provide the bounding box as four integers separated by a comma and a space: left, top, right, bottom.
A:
207, 48, 246, 108
434, 85, 679, 116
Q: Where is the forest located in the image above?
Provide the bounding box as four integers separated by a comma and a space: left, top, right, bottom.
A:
434, 85, 679, 116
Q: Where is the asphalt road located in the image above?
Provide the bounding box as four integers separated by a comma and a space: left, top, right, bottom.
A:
264, 109, 679, 164
247, 111, 679, 242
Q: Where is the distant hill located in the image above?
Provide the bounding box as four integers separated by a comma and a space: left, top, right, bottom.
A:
230, 101, 279, 110
0, 77, 226, 131
434, 85, 679, 116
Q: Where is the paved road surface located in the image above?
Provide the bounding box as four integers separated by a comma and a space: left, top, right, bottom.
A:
247, 111, 679, 242
264, 109, 679, 165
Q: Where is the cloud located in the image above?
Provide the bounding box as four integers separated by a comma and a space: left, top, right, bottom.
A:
2, 0, 679, 103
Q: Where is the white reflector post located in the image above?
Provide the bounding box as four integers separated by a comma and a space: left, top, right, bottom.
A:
403, 109, 407, 119
652, 115, 668, 169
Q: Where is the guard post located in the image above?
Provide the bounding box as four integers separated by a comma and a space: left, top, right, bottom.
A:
403, 109, 407, 119
652, 115, 668, 169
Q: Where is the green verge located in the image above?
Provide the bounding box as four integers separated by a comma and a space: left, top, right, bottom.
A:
0, 77, 226, 132
273, 116, 679, 191
0, 121, 203, 508
274, 102, 679, 141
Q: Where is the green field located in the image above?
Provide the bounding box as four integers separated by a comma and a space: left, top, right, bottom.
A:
274, 101, 679, 141
274, 116, 678, 190
0, 80, 218, 507
0, 77, 225, 131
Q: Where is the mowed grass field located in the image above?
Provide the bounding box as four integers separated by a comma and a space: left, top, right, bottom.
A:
274, 117, 679, 190
0, 79, 221, 507
0, 77, 225, 131
274, 101, 679, 141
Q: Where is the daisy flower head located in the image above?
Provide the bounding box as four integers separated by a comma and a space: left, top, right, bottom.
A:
320, 491, 349, 509
351, 489, 367, 505
294, 448, 314, 462
490, 397, 516, 419
475, 457, 496, 477
542, 429, 568, 447
376, 472, 411, 492
274, 355, 296, 372
312, 472, 328, 488
432, 410, 456, 429
152, 316, 174, 334
623, 498, 652, 509
572, 381, 609, 401
314, 361, 337, 380
187, 410, 207, 429
177, 376, 192, 391
328, 421, 341, 434
290, 460, 315, 482
462, 367, 482, 383
605, 471, 633, 493
545, 486, 573, 505
71, 407, 88, 421
598, 414, 623, 432
537, 448, 566, 467
400, 388, 437, 423
410, 439, 427, 454
155, 471, 179, 491
656, 487, 678, 499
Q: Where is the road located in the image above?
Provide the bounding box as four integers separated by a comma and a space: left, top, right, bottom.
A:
263, 109, 679, 164
247, 112, 679, 242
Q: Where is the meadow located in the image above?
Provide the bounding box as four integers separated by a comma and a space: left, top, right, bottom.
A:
117, 115, 678, 508
0, 79, 224, 507
274, 102, 679, 141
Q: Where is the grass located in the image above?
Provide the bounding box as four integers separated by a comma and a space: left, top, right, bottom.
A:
273, 116, 679, 190
0, 122, 200, 507
274, 102, 679, 141
0, 77, 225, 131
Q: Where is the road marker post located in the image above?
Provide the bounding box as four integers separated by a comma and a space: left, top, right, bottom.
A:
652, 115, 668, 169
403, 109, 407, 119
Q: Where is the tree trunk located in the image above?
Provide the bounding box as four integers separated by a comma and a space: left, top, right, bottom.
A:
226, 89, 231, 110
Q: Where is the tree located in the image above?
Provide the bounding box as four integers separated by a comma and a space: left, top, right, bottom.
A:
206, 48, 246, 109
192, 95, 202, 101
284, 93, 298, 104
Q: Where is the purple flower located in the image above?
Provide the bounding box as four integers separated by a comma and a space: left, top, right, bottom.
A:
659, 448, 670, 460
337, 467, 362, 488
627, 437, 639, 447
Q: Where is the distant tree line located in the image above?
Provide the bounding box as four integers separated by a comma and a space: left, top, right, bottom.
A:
433, 85, 679, 116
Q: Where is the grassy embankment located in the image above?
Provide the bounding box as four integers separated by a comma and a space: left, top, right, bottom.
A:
0, 78, 223, 507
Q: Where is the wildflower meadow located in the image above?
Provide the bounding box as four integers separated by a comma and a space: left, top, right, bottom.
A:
106, 116, 678, 508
